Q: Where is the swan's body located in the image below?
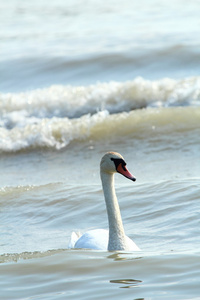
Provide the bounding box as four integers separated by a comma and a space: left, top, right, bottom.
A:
69, 152, 140, 251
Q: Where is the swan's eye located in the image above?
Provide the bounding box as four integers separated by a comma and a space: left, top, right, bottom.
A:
111, 158, 126, 170
121, 163, 127, 171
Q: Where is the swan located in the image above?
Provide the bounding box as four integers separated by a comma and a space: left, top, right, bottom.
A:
69, 152, 140, 251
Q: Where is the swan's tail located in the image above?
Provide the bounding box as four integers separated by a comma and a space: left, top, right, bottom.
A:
68, 231, 81, 248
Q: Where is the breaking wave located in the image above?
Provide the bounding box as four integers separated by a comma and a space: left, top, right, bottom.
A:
0, 76, 199, 152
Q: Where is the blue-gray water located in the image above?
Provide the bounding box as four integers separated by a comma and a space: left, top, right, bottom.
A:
0, 0, 200, 299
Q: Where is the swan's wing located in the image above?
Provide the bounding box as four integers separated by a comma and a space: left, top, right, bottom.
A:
74, 229, 109, 250
125, 235, 141, 251
69, 230, 140, 251
68, 231, 81, 248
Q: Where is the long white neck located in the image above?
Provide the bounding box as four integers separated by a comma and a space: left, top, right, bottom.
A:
100, 171, 127, 251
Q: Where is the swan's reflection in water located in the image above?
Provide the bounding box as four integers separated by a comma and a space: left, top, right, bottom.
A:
110, 278, 142, 289
108, 253, 143, 292
107, 252, 143, 261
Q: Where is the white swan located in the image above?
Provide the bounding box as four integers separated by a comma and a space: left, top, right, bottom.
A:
69, 152, 140, 251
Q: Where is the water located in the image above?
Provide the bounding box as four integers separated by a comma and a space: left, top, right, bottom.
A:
1, 181, 200, 299
1, 0, 200, 91
0, 0, 200, 299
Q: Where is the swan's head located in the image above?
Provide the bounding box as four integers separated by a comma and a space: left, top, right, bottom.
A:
100, 152, 136, 181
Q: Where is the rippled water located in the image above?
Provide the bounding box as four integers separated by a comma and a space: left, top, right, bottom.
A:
1, 0, 200, 91
1, 250, 200, 300
1, 180, 200, 253
1, 180, 200, 299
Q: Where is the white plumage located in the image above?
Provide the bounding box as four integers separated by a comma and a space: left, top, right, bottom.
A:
69, 152, 140, 251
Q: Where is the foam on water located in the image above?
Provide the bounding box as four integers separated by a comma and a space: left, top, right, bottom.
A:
0, 107, 199, 152
0, 77, 199, 152
1, 77, 200, 120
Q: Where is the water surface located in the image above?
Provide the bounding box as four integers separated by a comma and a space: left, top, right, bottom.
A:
0, 0, 200, 299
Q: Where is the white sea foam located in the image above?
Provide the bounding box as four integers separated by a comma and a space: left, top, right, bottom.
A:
0, 111, 110, 152
0, 77, 199, 152
0, 107, 199, 153
0, 77, 199, 126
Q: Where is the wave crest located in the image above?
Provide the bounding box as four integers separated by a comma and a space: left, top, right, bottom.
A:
0, 107, 199, 152
0, 76, 199, 124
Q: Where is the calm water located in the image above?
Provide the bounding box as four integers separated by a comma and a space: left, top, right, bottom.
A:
0, 0, 200, 299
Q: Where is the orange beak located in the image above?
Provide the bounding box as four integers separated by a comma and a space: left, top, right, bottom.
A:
116, 163, 136, 181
